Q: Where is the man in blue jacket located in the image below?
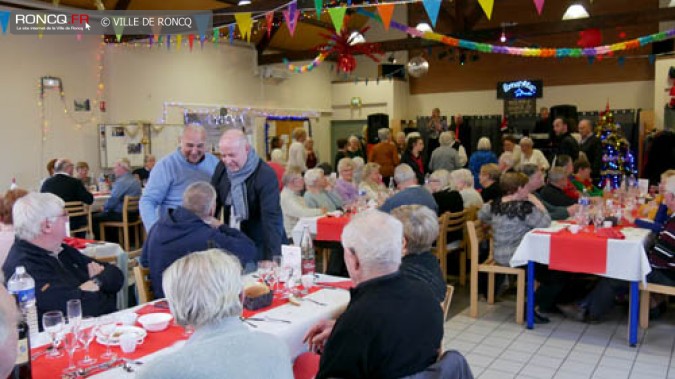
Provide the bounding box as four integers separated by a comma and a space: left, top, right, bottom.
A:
3, 193, 123, 324
141, 181, 256, 297
212, 128, 285, 262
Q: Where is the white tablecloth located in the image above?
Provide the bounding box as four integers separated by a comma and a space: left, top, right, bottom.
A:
90, 195, 110, 213
510, 224, 652, 283
292, 216, 322, 244
81, 242, 128, 310
33, 274, 351, 378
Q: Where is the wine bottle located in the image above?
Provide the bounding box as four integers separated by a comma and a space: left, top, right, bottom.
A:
6, 318, 31, 379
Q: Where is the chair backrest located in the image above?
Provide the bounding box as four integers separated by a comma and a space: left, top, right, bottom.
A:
441, 285, 455, 320
133, 266, 154, 304
445, 210, 467, 234
64, 201, 88, 218
122, 196, 141, 223
467, 220, 493, 263
435, 212, 449, 258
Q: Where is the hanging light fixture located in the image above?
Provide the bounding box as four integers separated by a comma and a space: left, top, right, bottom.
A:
347, 30, 366, 45
238, 0, 251, 5
416, 23, 432, 33
562, 3, 590, 20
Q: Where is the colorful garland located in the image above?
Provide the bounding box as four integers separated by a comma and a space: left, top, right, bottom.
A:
284, 52, 329, 73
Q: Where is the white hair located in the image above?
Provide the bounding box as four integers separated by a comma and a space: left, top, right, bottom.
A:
341, 209, 402, 273
304, 168, 324, 187
162, 249, 243, 328
394, 164, 416, 185
665, 176, 675, 195
519, 137, 534, 147
282, 166, 303, 187
116, 158, 131, 172
430, 169, 451, 190
13, 192, 64, 240
477, 137, 492, 151
337, 157, 355, 172
377, 128, 391, 142
390, 205, 439, 255
439, 131, 454, 146
451, 168, 475, 188
270, 149, 285, 164
499, 151, 515, 170
182, 181, 216, 219
406, 132, 421, 143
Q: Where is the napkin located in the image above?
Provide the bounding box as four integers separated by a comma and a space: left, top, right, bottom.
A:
317, 280, 353, 290
63, 237, 97, 250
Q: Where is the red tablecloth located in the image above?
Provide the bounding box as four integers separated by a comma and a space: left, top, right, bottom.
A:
547, 229, 609, 274
316, 216, 350, 242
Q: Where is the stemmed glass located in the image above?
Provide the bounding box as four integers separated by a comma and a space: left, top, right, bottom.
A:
592, 209, 604, 233
78, 317, 98, 366
98, 315, 118, 360
62, 326, 79, 374
67, 299, 82, 336
42, 311, 65, 359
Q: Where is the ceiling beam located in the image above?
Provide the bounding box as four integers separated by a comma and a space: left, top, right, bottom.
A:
215, 0, 240, 5
212, 0, 290, 27
114, 0, 132, 11
262, 6, 675, 64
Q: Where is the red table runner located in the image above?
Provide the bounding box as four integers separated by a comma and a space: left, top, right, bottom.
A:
316, 216, 350, 242
546, 229, 608, 274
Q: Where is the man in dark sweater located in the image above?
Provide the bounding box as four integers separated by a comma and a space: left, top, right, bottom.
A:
304, 210, 443, 379
380, 164, 438, 214
578, 119, 602, 182
141, 181, 256, 297
40, 159, 94, 236
540, 167, 577, 207
553, 117, 580, 161
2, 193, 123, 324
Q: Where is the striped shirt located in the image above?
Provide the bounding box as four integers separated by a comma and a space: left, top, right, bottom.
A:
648, 216, 675, 271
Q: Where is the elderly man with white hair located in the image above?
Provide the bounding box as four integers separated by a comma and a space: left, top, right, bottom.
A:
303, 210, 443, 379
141, 124, 219, 230
2, 193, 124, 324
304, 168, 342, 212
0, 273, 20, 378
379, 164, 438, 214
137, 249, 293, 379
93, 158, 142, 240
450, 168, 484, 209
429, 131, 461, 172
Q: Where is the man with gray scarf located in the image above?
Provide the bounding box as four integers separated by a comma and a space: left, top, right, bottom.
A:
212, 128, 285, 261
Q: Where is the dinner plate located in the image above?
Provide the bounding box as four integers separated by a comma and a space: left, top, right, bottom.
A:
96, 325, 147, 346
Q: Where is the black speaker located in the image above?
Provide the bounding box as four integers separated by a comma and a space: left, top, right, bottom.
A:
379, 64, 406, 80
550, 105, 578, 132
653, 40, 674, 55
367, 113, 389, 144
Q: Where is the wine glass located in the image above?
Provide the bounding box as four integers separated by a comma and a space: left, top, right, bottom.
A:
62, 326, 79, 374
78, 317, 98, 366
98, 315, 117, 360
67, 299, 82, 333
42, 311, 65, 359
257, 261, 274, 287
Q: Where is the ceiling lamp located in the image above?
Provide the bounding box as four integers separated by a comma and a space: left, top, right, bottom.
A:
562, 3, 590, 20
347, 31, 366, 46
238, 0, 251, 5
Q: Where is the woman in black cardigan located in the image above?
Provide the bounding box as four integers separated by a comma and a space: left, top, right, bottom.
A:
400, 135, 426, 185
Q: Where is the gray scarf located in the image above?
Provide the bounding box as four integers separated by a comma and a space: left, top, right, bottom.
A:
227, 148, 260, 221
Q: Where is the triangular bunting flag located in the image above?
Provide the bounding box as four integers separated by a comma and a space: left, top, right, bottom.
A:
166, 35, 171, 49
212, 29, 218, 43
587, 56, 595, 65
377, 4, 395, 30
200, 34, 206, 48
148, 35, 154, 47
153, 34, 159, 47
649, 54, 656, 65
422, 0, 441, 28
157, 35, 163, 45
188, 34, 195, 51
176, 34, 182, 51
112, 16, 125, 42
229, 24, 235, 44
314, 0, 323, 19
38, 17, 44, 39
265, 11, 274, 38
617, 56, 625, 66
533, 0, 544, 15
234, 12, 253, 42
328, 7, 347, 32
283, 1, 300, 36
0, 11, 10, 34
193, 14, 210, 37
477, 0, 494, 20
150, 18, 162, 36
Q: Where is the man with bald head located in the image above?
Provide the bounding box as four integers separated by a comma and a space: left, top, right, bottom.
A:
578, 119, 601, 182
140, 125, 219, 230
212, 128, 285, 261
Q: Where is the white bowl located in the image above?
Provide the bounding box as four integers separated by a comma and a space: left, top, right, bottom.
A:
137, 313, 173, 332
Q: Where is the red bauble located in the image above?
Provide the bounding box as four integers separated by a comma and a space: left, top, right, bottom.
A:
338, 54, 356, 73
577, 28, 602, 48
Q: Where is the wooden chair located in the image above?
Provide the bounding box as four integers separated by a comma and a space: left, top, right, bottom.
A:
133, 266, 154, 304
441, 284, 455, 321
64, 201, 92, 237
639, 282, 675, 329
99, 196, 143, 252
467, 220, 525, 325
435, 210, 469, 285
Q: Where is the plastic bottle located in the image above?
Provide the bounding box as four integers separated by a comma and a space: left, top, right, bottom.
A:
97, 173, 106, 192
7, 266, 39, 340
602, 178, 612, 199
300, 225, 315, 276
577, 188, 590, 225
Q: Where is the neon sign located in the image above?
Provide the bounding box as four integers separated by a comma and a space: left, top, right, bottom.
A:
497, 80, 543, 99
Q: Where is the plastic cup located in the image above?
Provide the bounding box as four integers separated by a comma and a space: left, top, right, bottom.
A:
119, 333, 138, 354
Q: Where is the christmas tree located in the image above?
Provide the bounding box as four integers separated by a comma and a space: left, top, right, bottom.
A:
597, 106, 637, 189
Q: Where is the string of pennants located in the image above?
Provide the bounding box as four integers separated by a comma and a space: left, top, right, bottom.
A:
2, 0, 675, 60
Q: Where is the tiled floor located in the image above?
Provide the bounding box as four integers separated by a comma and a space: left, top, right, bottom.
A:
443, 296, 675, 379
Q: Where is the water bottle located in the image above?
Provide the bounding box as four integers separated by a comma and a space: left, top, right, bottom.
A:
576, 188, 590, 226
602, 178, 612, 199
97, 173, 106, 192
300, 225, 315, 276
7, 266, 39, 340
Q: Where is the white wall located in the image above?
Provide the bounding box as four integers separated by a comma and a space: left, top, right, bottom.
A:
409, 81, 655, 118
0, 35, 103, 190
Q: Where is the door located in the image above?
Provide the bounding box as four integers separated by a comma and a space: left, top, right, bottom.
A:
330, 120, 367, 169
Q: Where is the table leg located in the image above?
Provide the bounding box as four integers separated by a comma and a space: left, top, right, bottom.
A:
527, 261, 534, 329
629, 281, 639, 347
